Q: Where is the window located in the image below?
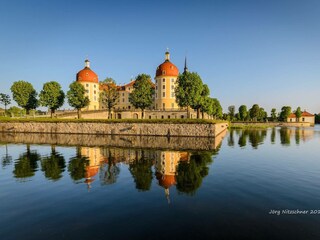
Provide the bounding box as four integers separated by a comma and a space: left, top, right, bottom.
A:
86, 90, 89, 93
181, 115, 184, 119
171, 78, 174, 82
162, 92, 165, 97
156, 104, 158, 109
171, 92, 175, 97
155, 86, 157, 90
122, 98, 125, 102
161, 115, 164, 119
163, 103, 165, 109
149, 116, 152, 119
162, 70, 166, 75
155, 93, 157, 98
94, 85, 96, 88
122, 93, 124, 96
171, 85, 174, 90
94, 90, 96, 94
163, 78, 165, 82
162, 85, 165, 89
129, 88, 131, 91
86, 84, 89, 87
302, 118, 305, 122
171, 103, 174, 108
94, 96, 97, 101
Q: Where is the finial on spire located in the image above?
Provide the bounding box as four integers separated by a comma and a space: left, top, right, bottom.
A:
184, 56, 188, 73
165, 49, 170, 61
85, 59, 90, 68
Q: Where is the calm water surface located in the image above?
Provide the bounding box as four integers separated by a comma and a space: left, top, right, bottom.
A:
1, 126, 320, 240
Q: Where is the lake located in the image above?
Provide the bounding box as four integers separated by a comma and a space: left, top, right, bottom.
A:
1, 126, 320, 240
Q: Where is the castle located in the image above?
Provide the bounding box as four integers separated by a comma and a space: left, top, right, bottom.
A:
75, 51, 200, 119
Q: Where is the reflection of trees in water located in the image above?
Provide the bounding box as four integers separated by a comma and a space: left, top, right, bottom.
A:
228, 130, 235, 146
129, 150, 153, 191
68, 147, 89, 182
248, 130, 267, 149
99, 151, 120, 185
13, 145, 40, 179
2, 144, 12, 168
271, 128, 276, 144
176, 151, 216, 196
235, 129, 267, 149
295, 128, 300, 145
41, 146, 66, 181
279, 128, 291, 146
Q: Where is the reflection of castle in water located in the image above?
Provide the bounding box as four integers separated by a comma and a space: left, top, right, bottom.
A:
155, 151, 189, 203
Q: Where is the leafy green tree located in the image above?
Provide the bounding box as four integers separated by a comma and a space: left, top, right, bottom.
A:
67, 82, 90, 119
101, 77, 116, 84
129, 74, 154, 119
295, 107, 302, 122
7, 106, 25, 117
228, 105, 235, 121
249, 104, 260, 121
129, 150, 153, 191
175, 72, 205, 118
196, 84, 210, 119
315, 114, 320, 124
238, 105, 248, 121
10, 80, 38, 115
202, 97, 223, 119
258, 107, 267, 121
41, 146, 66, 181
271, 108, 277, 121
39, 81, 65, 118
13, 145, 40, 179
279, 106, 291, 122
100, 82, 119, 119
0, 93, 11, 114
279, 128, 291, 145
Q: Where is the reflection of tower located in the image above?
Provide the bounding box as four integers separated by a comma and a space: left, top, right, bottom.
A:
80, 147, 104, 190
155, 151, 189, 203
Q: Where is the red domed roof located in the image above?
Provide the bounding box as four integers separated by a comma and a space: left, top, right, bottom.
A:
155, 52, 179, 77
156, 173, 176, 189
76, 60, 98, 83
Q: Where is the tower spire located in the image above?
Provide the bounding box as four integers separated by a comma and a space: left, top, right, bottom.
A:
184, 56, 188, 73
165, 49, 170, 61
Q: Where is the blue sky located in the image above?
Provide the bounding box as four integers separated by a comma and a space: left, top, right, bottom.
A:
0, 0, 319, 114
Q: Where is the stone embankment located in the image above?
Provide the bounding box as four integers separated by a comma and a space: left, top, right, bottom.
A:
0, 122, 228, 137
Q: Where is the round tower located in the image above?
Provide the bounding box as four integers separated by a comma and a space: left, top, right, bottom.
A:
76, 59, 99, 110
154, 51, 179, 110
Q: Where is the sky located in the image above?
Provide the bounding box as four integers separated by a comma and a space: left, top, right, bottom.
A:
0, 0, 319, 114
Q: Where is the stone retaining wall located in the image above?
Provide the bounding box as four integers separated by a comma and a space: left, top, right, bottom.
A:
0, 122, 228, 137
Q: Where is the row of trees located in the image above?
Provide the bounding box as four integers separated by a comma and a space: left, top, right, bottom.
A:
225, 104, 306, 122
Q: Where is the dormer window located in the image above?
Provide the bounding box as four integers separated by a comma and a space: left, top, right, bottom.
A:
162, 70, 166, 75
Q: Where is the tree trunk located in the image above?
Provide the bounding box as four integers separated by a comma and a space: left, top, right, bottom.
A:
187, 106, 190, 119
141, 109, 144, 119
51, 109, 55, 118
108, 108, 111, 119
197, 108, 200, 119
201, 110, 204, 119
77, 109, 81, 119
26, 109, 30, 115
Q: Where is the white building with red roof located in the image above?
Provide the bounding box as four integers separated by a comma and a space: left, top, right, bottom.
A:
287, 111, 315, 125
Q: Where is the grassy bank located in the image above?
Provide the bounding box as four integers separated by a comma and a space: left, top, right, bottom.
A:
0, 116, 227, 124
230, 122, 279, 129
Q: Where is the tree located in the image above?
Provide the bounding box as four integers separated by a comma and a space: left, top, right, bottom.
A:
197, 84, 210, 119
129, 74, 154, 119
68, 147, 89, 182
11, 80, 38, 115
201, 97, 222, 119
101, 77, 116, 84
100, 82, 119, 119
271, 108, 277, 121
295, 107, 302, 122
279, 106, 291, 122
67, 82, 90, 119
258, 107, 267, 122
175, 72, 205, 118
39, 81, 65, 118
0, 93, 11, 114
228, 105, 235, 121
315, 114, 320, 124
249, 104, 260, 121
238, 105, 248, 121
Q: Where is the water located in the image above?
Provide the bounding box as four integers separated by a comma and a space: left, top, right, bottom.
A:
0, 127, 320, 240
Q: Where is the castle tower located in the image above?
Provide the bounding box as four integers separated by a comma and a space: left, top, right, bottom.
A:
154, 51, 179, 110
76, 59, 100, 110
